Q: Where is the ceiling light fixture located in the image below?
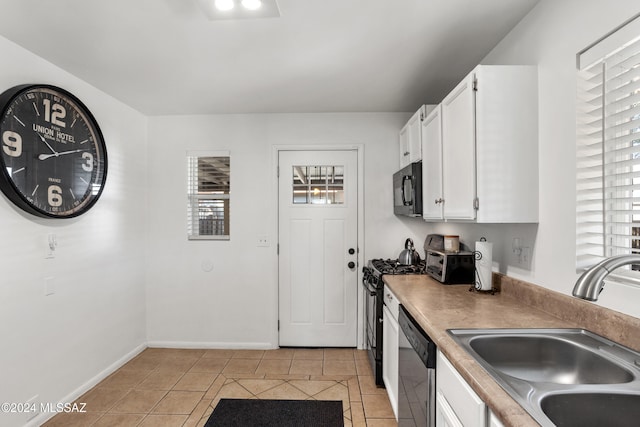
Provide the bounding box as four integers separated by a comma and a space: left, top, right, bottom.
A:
241, 0, 262, 10
197, 0, 279, 20
214, 0, 234, 11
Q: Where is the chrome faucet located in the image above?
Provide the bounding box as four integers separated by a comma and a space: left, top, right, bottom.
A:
573, 254, 640, 301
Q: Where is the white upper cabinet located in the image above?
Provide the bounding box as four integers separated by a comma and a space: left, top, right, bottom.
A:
399, 106, 425, 168
421, 105, 444, 220
427, 65, 538, 223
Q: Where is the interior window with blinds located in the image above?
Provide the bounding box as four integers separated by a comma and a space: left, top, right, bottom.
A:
576, 14, 640, 278
187, 153, 230, 240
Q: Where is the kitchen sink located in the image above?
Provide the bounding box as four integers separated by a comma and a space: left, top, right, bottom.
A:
448, 328, 640, 426
467, 334, 634, 384
541, 392, 640, 427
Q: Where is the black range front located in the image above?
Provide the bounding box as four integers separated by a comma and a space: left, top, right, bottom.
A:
362, 259, 425, 386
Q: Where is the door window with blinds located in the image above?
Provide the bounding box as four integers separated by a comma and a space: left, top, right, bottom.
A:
187, 152, 230, 240
577, 14, 640, 279
292, 165, 344, 205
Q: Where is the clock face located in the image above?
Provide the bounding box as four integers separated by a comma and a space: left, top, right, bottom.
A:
0, 84, 107, 218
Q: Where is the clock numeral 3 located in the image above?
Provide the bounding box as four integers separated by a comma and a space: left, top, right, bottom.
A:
2, 130, 22, 157
48, 185, 63, 207
82, 152, 94, 172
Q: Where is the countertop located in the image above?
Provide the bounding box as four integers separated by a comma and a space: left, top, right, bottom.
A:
383, 273, 640, 427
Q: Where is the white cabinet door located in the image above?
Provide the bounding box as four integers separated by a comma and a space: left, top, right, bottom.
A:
436, 350, 486, 427
488, 410, 505, 427
441, 74, 476, 221
422, 105, 444, 220
382, 303, 399, 419
436, 391, 464, 427
399, 124, 410, 168
399, 107, 424, 168
473, 65, 538, 223
407, 107, 423, 164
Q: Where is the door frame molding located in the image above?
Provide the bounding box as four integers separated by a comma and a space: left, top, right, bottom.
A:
272, 144, 365, 349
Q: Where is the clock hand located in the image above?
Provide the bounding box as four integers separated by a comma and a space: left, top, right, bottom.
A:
35, 132, 57, 154
38, 149, 84, 161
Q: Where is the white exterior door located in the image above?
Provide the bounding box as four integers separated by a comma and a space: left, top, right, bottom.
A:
278, 149, 358, 347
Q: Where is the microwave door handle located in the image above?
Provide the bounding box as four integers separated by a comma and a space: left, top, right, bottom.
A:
402, 175, 412, 206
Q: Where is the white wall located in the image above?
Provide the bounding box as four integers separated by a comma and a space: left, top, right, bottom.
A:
145, 113, 425, 347
0, 37, 148, 427
6, 1, 640, 423
145, 1, 640, 346
422, 0, 640, 317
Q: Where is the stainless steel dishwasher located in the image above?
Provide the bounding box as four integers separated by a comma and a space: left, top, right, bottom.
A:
398, 305, 437, 427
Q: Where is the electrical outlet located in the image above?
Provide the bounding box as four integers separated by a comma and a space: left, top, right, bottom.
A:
257, 235, 270, 247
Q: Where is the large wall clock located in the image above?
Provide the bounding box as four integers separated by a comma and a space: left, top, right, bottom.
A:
0, 84, 107, 218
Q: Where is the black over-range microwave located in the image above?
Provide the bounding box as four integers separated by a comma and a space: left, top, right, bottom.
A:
393, 162, 422, 217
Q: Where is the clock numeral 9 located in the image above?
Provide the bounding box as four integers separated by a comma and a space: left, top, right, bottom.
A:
43, 99, 66, 128
2, 131, 22, 157
48, 185, 63, 207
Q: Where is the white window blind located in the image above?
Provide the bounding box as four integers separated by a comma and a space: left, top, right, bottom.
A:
187, 151, 230, 240
577, 14, 640, 277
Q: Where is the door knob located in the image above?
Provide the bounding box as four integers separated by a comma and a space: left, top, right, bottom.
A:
348, 248, 355, 255
348, 261, 356, 269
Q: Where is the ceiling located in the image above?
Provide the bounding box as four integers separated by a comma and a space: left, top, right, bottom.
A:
0, 0, 539, 116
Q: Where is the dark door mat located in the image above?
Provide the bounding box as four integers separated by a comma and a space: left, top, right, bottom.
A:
204, 398, 344, 427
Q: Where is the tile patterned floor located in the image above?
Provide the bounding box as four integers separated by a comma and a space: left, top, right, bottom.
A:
43, 348, 397, 427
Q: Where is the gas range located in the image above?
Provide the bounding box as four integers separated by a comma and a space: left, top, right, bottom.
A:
362, 257, 426, 386
368, 258, 426, 277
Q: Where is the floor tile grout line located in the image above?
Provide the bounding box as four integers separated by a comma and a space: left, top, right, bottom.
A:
45, 349, 393, 427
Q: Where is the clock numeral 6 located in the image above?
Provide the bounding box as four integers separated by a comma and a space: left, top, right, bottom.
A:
2, 131, 22, 157
48, 185, 63, 207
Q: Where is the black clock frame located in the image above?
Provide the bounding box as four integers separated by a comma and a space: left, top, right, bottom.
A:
0, 84, 108, 218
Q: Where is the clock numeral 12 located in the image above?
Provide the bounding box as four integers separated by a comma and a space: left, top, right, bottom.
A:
43, 99, 66, 127
2, 131, 22, 157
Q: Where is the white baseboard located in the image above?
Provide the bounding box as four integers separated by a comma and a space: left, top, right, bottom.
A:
27, 343, 147, 427
146, 341, 277, 350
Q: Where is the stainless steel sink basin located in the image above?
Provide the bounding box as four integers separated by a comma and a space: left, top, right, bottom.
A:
541, 392, 640, 427
468, 334, 634, 384
448, 329, 640, 426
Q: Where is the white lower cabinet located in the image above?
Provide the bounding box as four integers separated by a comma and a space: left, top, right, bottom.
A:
382, 285, 399, 419
436, 350, 486, 427
488, 410, 505, 427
